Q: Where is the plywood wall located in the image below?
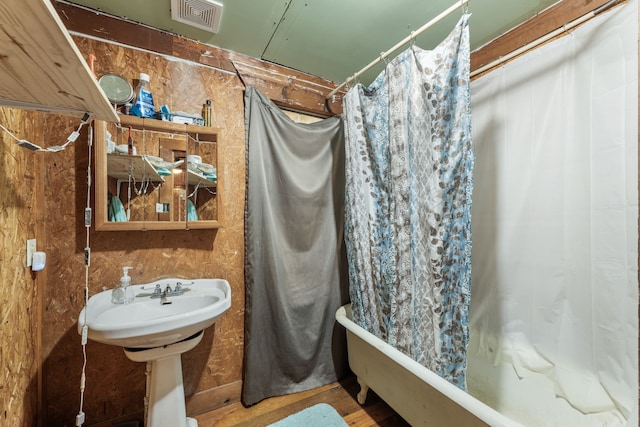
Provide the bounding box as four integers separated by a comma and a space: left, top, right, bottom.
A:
38, 37, 247, 425
0, 13, 336, 425
0, 108, 42, 426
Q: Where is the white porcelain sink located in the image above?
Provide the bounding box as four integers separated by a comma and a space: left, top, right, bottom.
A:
78, 278, 231, 427
78, 278, 231, 348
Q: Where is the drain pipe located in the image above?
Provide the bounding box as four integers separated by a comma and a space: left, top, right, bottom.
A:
144, 361, 152, 427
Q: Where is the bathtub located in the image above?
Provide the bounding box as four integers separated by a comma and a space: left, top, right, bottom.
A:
336, 304, 521, 426
337, 304, 636, 426
336, 304, 525, 427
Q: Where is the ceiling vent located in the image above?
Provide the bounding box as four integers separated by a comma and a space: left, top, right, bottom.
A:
170, 0, 223, 34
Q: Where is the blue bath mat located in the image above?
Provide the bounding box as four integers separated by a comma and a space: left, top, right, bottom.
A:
267, 403, 347, 427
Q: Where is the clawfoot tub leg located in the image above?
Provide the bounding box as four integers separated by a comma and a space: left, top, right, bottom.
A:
356, 377, 369, 405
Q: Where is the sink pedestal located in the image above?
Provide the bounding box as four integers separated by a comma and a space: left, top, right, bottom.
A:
124, 331, 203, 427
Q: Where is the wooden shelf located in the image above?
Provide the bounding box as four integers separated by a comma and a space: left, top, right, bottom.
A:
94, 219, 220, 232
107, 153, 165, 182
187, 170, 217, 188
0, 0, 118, 122
119, 115, 219, 142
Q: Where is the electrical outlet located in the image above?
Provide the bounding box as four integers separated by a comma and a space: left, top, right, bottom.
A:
26, 239, 36, 267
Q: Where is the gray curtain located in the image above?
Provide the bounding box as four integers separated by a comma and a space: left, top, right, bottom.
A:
242, 87, 348, 406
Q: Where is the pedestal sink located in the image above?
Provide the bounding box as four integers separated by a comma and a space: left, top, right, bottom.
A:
78, 278, 231, 427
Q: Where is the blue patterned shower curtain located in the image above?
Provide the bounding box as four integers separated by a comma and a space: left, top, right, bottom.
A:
343, 15, 473, 388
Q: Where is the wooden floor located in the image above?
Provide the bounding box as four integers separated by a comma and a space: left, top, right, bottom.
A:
194, 375, 411, 427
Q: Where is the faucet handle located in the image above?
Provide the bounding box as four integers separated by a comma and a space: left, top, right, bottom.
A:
152, 284, 162, 297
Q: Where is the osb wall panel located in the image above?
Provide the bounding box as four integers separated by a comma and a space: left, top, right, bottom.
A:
0, 107, 42, 426
41, 37, 246, 426
54, 1, 344, 118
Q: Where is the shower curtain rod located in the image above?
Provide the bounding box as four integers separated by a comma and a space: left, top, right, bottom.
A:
326, 0, 469, 99
469, 0, 622, 78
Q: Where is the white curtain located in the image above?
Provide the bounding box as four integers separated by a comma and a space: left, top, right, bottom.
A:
470, 1, 638, 425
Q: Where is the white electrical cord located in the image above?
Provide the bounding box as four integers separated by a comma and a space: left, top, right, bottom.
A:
127, 167, 132, 221
76, 119, 94, 427
0, 112, 91, 152
2, 113, 94, 424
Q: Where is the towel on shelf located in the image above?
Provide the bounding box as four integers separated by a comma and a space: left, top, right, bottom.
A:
108, 194, 127, 222
187, 199, 199, 221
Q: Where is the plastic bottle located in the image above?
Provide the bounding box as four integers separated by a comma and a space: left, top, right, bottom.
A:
202, 99, 212, 126
130, 73, 155, 118
120, 266, 134, 304
111, 284, 124, 304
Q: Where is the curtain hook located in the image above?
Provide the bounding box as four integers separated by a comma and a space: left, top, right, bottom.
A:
380, 51, 389, 65
346, 73, 358, 90
462, 0, 469, 15
410, 30, 416, 46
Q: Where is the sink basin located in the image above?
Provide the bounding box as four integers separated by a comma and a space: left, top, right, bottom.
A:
78, 278, 231, 427
78, 278, 231, 348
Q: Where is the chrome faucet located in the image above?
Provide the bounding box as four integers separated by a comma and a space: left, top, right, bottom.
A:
135, 282, 192, 300
147, 282, 192, 299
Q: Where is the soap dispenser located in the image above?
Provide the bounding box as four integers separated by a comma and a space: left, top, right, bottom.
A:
111, 266, 134, 304
121, 266, 134, 304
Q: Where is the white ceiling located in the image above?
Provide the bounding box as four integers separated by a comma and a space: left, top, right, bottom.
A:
62, 0, 561, 84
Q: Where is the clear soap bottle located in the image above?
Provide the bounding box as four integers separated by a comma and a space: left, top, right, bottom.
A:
120, 266, 134, 304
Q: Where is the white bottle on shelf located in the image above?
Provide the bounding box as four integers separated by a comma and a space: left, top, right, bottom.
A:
130, 73, 155, 118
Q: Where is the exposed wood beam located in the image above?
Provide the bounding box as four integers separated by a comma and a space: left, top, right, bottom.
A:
471, 0, 615, 74
231, 56, 343, 117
